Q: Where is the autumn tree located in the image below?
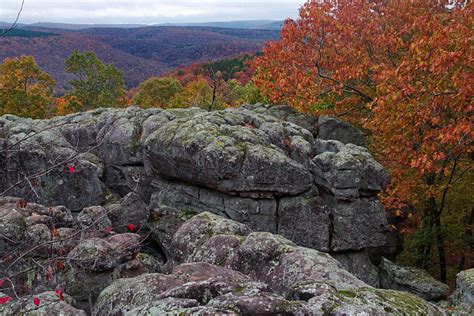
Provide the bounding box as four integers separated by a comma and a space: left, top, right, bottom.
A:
227, 80, 267, 106
133, 77, 183, 108
253, 0, 473, 283
65, 50, 126, 110
0, 55, 55, 118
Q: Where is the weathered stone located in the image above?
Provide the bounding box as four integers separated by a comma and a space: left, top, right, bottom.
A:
277, 188, 331, 251
167, 213, 443, 315
67, 234, 141, 272
0, 205, 25, 255
307, 287, 444, 315
59, 252, 162, 313
144, 110, 313, 196
92, 273, 184, 315
26, 223, 52, 257
318, 115, 365, 146
68, 238, 117, 271
77, 206, 112, 233
104, 165, 152, 202
148, 178, 276, 256
311, 143, 389, 201
106, 192, 149, 234
241, 103, 319, 136
325, 194, 389, 251
332, 251, 381, 287
1, 106, 391, 259
52, 227, 79, 254
451, 269, 474, 311
0, 291, 87, 316
379, 257, 450, 301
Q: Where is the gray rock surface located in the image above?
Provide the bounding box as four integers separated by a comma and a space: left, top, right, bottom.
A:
91, 212, 442, 316
2, 105, 437, 314
0, 106, 390, 256
379, 257, 450, 301
0, 291, 87, 316
318, 115, 365, 145
332, 251, 381, 288
312, 141, 389, 201
451, 268, 474, 311
144, 108, 314, 197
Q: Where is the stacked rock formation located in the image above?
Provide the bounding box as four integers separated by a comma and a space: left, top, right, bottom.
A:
0, 104, 465, 314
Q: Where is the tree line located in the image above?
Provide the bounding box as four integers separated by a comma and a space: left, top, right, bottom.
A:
0, 51, 266, 118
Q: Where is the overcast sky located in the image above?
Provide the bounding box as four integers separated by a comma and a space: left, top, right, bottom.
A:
0, 0, 304, 24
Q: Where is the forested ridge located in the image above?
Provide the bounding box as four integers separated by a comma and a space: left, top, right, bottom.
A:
0, 25, 278, 92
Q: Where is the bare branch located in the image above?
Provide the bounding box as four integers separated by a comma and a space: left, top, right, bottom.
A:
1, 0, 25, 37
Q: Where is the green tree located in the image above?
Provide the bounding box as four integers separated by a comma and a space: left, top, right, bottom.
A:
0, 56, 55, 118
133, 77, 183, 108
168, 77, 227, 110
227, 80, 267, 106
65, 50, 126, 110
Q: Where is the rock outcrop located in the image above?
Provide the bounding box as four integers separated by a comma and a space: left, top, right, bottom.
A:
0, 104, 452, 314
0, 105, 390, 256
93, 212, 443, 315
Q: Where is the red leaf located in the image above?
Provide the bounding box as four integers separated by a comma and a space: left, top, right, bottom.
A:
67, 165, 76, 173
55, 289, 65, 301
104, 226, 113, 235
0, 279, 4, 287
127, 223, 136, 232
0, 296, 11, 305
33, 297, 40, 306
16, 199, 28, 209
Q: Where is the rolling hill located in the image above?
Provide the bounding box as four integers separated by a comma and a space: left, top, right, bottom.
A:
0, 25, 279, 94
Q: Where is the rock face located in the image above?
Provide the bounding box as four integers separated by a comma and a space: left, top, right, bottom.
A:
378, 258, 450, 301
0, 196, 164, 314
0, 105, 390, 257
0, 199, 444, 314
92, 212, 443, 315
451, 269, 474, 311
0, 104, 449, 314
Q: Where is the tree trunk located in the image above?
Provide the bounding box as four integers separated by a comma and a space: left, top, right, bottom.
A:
434, 210, 447, 283
418, 199, 435, 270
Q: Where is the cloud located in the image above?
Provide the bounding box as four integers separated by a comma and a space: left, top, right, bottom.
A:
0, 0, 304, 24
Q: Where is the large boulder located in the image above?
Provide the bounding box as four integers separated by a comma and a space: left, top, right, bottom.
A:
144, 109, 314, 197
311, 140, 389, 201
451, 268, 474, 311
379, 258, 450, 301
318, 115, 365, 145
1, 105, 397, 303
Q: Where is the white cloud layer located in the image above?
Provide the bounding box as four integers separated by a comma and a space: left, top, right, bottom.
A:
0, 0, 304, 24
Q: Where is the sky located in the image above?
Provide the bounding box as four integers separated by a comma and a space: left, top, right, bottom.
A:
0, 0, 304, 24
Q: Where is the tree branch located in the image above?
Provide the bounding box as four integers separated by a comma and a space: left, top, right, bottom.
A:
1, 0, 25, 37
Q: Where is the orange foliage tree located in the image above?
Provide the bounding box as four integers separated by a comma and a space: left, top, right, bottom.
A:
0, 56, 55, 118
253, 0, 473, 283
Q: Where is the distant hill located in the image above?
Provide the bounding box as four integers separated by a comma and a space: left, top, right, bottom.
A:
0, 25, 279, 94
28, 22, 147, 30
1, 28, 59, 38
155, 20, 284, 30
0, 20, 284, 31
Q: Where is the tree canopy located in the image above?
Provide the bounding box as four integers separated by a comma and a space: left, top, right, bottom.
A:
133, 77, 183, 109
0, 55, 55, 118
65, 50, 126, 110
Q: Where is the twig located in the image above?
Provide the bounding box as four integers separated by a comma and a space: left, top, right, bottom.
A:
1, 0, 25, 37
